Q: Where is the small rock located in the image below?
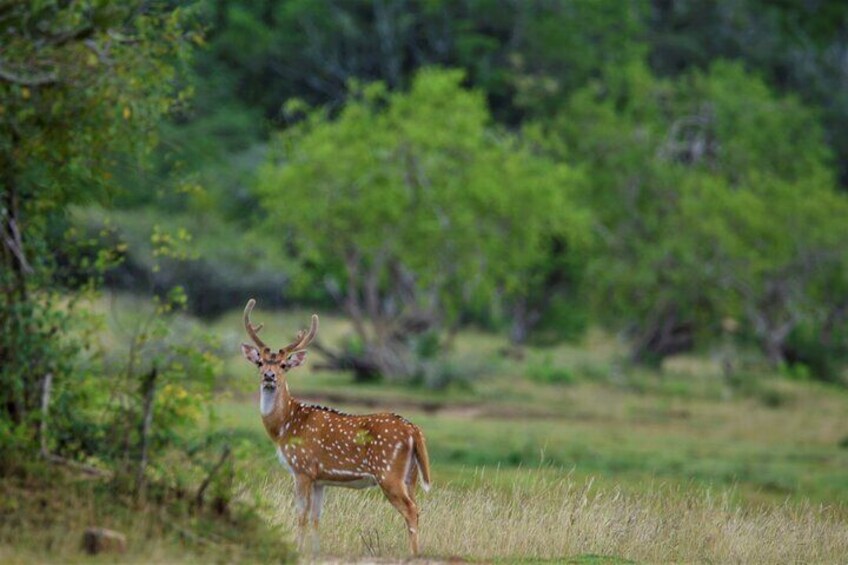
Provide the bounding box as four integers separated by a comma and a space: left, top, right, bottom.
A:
82, 527, 127, 555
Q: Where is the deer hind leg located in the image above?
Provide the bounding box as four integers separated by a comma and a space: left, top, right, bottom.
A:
380, 480, 420, 555
405, 452, 419, 502
309, 484, 325, 554
293, 474, 314, 553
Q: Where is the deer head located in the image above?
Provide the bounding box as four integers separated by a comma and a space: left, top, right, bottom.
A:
240, 299, 318, 391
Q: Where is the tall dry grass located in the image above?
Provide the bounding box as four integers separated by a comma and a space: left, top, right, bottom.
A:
249, 468, 848, 563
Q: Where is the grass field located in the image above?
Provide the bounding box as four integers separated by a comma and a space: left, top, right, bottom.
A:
219, 395, 848, 562
211, 306, 848, 562
6, 297, 847, 562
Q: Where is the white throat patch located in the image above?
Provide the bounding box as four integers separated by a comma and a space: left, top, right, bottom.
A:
260, 386, 277, 416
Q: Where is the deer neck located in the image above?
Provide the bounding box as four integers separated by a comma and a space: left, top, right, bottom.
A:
260, 380, 294, 438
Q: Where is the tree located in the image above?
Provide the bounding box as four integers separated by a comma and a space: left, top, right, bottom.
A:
256, 68, 586, 381
0, 1, 196, 432
675, 62, 848, 369
546, 60, 847, 367
683, 174, 848, 369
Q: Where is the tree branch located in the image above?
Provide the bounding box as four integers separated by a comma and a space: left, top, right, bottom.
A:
1, 216, 33, 274
0, 62, 57, 86
84, 39, 113, 66
195, 446, 232, 509
43, 25, 94, 47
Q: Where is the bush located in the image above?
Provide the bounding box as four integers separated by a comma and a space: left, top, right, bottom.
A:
527, 355, 577, 385
785, 324, 848, 384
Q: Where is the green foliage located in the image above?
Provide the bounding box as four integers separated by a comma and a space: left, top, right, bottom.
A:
256, 68, 587, 379
1, 0, 198, 434
80, 0, 848, 382
527, 355, 577, 385
509, 0, 647, 117
0, 2, 196, 204
648, 0, 848, 184
196, 0, 647, 123
0, 9, 276, 553
543, 59, 848, 371
71, 205, 294, 316
785, 323, 848, 383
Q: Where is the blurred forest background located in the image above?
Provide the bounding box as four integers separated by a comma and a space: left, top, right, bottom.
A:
2, 0, 848, 562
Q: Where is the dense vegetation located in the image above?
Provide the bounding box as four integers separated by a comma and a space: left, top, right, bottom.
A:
101, 0, 848, 379
2, 0, 848, 561
0, 1, 283, 559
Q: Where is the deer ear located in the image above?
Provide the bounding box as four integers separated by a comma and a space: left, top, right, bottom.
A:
284, 350, 307, 370
241, 344, 261, 365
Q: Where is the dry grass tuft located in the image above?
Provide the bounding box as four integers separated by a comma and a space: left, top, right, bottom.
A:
251, 469, 848, 563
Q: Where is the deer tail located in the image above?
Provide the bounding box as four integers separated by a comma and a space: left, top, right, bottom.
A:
412, 427, 431, 492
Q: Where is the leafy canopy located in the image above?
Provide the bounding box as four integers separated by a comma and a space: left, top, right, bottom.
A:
547, 60, 848, 361
256, 67, 586, 332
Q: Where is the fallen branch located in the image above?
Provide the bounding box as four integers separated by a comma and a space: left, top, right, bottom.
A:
0, 62, 58, 86
41, 452, 113, 478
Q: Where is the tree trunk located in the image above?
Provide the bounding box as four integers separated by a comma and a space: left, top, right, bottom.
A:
631, 309, 694, 366
763, 336, 787, 367
760, 321, 794, 368
747, 303, 795, 369
820, 300, 848, 347
509, 300, 542, 346
509, 301, 531, 346
135, 367, 158, 498
321, 250, 433, 382
1, 174, 31, 426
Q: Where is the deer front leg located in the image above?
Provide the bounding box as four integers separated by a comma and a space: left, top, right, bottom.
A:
293, 474, 314, 553
310, 484, 325, 554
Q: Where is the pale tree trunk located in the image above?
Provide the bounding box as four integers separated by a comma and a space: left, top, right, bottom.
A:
750, 310, 796, 368
508, 299, 541, 346
135, 367, 158, 498
744, 280, 799, 368
320, 249, 440, 382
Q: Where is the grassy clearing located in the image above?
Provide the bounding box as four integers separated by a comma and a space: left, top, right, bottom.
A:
35, 295, 848, 562
216, 376, 848, 507
207, 303, 848, 561
244, 468, 848, 562
219, 389, 848, 561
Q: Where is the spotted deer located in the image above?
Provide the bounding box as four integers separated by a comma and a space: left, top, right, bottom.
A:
239, 299, 431, 555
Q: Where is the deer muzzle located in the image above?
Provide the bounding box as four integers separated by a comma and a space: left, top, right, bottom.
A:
262, 371, 277, 389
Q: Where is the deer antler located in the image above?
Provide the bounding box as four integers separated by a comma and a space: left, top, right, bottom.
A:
280, 314, 319, 356
243, 299, 267, 350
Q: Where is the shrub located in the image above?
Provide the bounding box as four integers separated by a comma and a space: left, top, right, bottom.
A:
527, 355, 577, 385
